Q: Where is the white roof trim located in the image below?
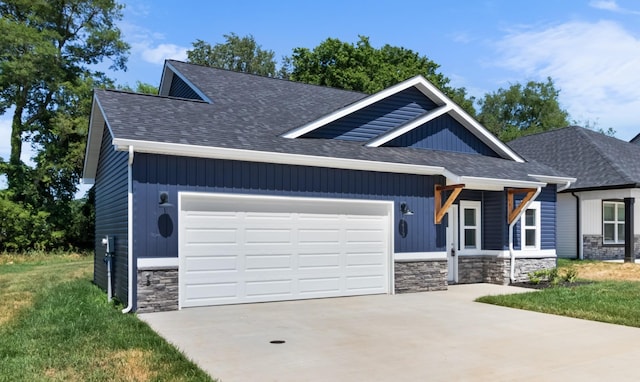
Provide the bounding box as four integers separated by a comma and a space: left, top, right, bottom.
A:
457, 176, 546, 190
366, 104, 453, 147
528, 174, 576, 184
111, 138, 449, 177
282, 75, 525, 163
82, 95, 110, 184
282, 76, 442, 139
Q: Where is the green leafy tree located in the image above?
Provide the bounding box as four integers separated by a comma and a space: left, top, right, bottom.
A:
118, 81, 158, 95
283, 36, 476, 115
187, 33, 277, 77
477, 77, 570, 141
0, 0, 129, 192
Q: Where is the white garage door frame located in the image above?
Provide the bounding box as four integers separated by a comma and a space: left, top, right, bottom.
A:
178, 192, 395, 309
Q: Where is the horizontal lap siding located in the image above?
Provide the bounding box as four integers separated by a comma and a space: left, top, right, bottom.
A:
384, 114, 500, 157
133, 154, 446, 259
94, 125, 129, 305
303, 87, 437, 141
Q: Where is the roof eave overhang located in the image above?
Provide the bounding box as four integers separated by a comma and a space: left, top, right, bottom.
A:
560, 183, 640, 193
82, 94, 109, 184
111, 138, 448, 177
453, 176, 546, 191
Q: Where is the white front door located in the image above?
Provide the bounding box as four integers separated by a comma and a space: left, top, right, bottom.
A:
446, 205, 458, 283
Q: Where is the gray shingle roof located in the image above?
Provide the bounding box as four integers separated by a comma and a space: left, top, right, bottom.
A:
166, 60, 368, 135
508, 126, 640, 190
95, 86, 566, 183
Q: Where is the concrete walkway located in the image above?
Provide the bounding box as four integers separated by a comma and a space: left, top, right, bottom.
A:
139, 284, 640, 381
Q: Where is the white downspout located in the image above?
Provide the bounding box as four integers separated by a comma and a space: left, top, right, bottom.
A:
122, 146, 135, 314
509, 187, 542, 283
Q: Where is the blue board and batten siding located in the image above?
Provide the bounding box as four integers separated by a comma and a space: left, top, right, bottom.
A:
302, 87, 438, 141
94, 125, 129, 305
168, 74, 203, 100
132, 153, 447, 259
384, 114, 500, 157
512, 185, 556, 250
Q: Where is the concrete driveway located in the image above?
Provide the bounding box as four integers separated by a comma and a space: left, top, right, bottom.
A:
139, 284, 640, 381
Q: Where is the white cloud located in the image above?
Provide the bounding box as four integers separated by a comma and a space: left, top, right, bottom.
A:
120, 22, 188, 65
139, 43, 188, 65
493, 20, 640, 139
589, 0, 640, 15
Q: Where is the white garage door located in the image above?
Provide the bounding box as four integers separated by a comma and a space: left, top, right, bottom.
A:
179, 193, 392, 308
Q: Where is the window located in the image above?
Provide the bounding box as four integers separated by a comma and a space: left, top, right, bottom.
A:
603, 201, 625, 244
460, 201, 481, 251
521, 201, 540, 250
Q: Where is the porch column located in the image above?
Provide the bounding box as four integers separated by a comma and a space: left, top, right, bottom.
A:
624, 197, 635, 263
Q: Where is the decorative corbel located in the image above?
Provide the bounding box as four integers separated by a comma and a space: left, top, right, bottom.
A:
434, 184, 465, 224
507, 188, 538, 224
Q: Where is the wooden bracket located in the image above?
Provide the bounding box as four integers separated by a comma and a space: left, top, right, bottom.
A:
434, 184, 464, 224
507, 188, 538, 224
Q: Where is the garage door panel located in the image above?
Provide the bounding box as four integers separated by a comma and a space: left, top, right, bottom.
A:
245, 254, 293, 270
180, 194, 391, 308
298, 277, 341, 294
245, 279, 293, 297
185, 256, 238, 272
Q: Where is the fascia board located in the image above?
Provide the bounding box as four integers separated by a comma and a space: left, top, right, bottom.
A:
158, 61, 174, 96
81, 95, 107, 183
528, 174, 577, 184
112, 138, 448, 177
281, 76, 441, 139
458, 176, 546, 190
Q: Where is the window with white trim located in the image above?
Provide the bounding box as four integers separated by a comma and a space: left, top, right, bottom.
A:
460, 201, 481, 251
521, 201, 540, 250
603, 201, 625, 244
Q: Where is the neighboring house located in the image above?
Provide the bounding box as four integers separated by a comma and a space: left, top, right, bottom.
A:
83, 60, 573, 313
510, 126, 640, 260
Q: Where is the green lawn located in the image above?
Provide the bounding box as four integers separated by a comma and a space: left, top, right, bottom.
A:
0, 254, 214, 382
477, 261, 640, 327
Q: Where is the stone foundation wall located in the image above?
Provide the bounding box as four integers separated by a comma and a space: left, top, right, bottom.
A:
583, 235, 640, 260
136, 268, 179, 313
394, 260, 447, 293
458, 256, 555, 285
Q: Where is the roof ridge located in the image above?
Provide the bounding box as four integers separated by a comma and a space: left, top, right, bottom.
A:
576, 127, 637, 184
98, 88, 209, 104
167, 59, 367, 96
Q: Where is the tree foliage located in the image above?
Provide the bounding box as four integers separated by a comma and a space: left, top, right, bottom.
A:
0, 0, 128, 189
187, 33, 277, 77
0, 0, 128, 251
283, 36, 476, 115
477, 77, 570, 141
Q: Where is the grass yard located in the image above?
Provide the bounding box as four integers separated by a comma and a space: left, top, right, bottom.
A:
477, 259, 640, 327
0, 254, 214, 382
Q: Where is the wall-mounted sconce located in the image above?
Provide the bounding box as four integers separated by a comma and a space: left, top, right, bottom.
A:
159, 191, 173, 208
400, 202, 414, 216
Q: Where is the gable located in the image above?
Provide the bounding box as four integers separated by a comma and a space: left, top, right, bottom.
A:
301, 87, 438, 141
382, 114, 501, 157
168, 74, 203, 100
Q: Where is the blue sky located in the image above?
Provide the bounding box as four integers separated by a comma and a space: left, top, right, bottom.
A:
2, 0, 640, 187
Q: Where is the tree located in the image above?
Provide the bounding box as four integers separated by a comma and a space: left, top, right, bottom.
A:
118, 81, 159, 95
187, 33, 277, 77
477, 77, 570, 141
283, 36, 476, 115
0, 0, 129, 191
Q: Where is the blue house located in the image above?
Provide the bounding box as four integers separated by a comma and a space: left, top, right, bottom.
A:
83, 60, 573, 313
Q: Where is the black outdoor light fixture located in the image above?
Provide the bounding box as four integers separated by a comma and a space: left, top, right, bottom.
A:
400, 202, 414, 216
159, 191, 173, 208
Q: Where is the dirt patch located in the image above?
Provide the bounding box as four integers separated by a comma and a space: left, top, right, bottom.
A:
573, 262, 640, 281
0, 291, 32, 325
96, 349, 156, 382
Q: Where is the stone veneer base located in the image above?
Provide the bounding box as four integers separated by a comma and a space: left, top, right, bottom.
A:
394, 260, 448, 293
457, 256, 556, 285
583, 235, 640, 260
